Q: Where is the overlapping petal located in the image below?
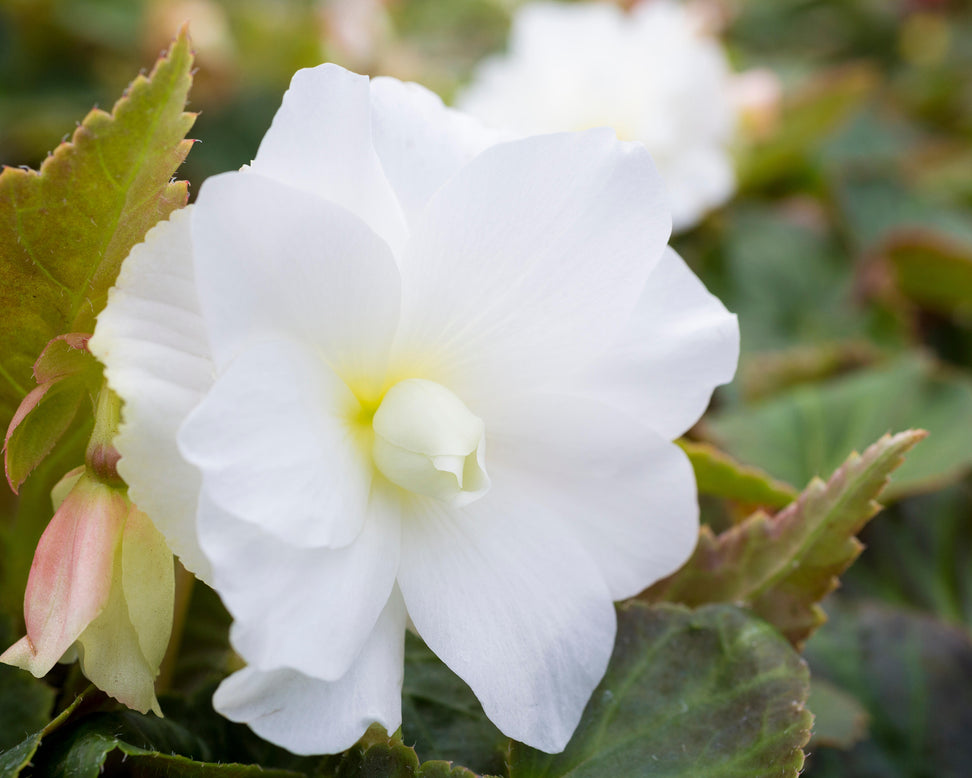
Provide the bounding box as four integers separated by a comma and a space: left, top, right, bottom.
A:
487, 392, 699, 600
369, 76, 502, 225
393, 129, 670, 407
179, 339, 372, 548
89, 209, 214, 579
213, 588, 406, 756
250, 63, 408, 254
567, 247, 739, 439
397, 485, 616, 753
190, 172, 402, 379
196, 487, 400, 681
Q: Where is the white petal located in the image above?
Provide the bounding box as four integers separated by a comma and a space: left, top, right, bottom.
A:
568, 247, 739, 439
396, 484, 615, 753
89, 209, 214, 581
196, 487, 400, 681
179, 339, 371, 549
393, 129, 670, 408
369, 76, 502, 226
250, 63, 408, 254
213, 588, 406, 756
487, 393, 699, 600
191, 171, 401, 379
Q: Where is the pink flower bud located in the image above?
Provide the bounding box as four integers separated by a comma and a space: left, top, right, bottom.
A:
0, 470, 174, 715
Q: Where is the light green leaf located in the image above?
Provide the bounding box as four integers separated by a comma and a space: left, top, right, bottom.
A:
0, 29, 195, 433
679, 439, 797, 510
3, 334, 100, 492
807, 679, 870, 750
705, 356, 972, 500
647, 431, 923, 647
509, 603, 811, 778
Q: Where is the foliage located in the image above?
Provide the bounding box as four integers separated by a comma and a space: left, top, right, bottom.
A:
650, 431, 924, 648
1, 1, 971, 776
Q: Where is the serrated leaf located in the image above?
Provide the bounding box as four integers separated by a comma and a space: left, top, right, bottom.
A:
401, 633, 507, 776
705, 356, 972, 500
882, 229, 972, 317
0, 29, 195, 433
647, 431, 924, 648
509, 603, 811, 778
679, 439, 797, 510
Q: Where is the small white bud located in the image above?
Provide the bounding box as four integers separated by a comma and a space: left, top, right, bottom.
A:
372, 379, 489, 505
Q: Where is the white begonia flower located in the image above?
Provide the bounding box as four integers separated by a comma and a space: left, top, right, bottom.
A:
456, 0, 739, 232
89, 63, 739, 755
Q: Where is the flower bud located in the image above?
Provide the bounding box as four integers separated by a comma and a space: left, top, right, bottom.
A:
0, 470, 174, 715
372, 379, 489, 505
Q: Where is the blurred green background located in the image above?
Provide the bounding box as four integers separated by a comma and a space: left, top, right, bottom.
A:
3, 0, 972, 775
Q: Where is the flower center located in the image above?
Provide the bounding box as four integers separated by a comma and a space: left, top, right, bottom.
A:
371, 378, 490, 506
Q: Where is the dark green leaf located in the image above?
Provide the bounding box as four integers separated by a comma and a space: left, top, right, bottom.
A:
0, 617, 56, 752
509, 603, 811, 778
34, 711, 304, 778
804, 599, 972, 777
402, 633, 507, 776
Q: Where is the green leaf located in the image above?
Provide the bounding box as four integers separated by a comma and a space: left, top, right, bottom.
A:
882, 229, 972, 317
0, 689, 89, 778
402, 633, 508, 776
647, 431, 923, 647
3, 334, 101, 492
0, 29, 195, 433
807, 679, 870, 750
719, 204, 868, 355
508, 603, 811, 778
705, 356, 972, 500
804, 599, 972, 777
678, 439, 797, 510
736, 63, 876, 190
33, 711, 304, 778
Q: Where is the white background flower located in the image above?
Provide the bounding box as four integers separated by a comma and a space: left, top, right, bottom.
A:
90, 64, 738, 755
456, 0, 739, 232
